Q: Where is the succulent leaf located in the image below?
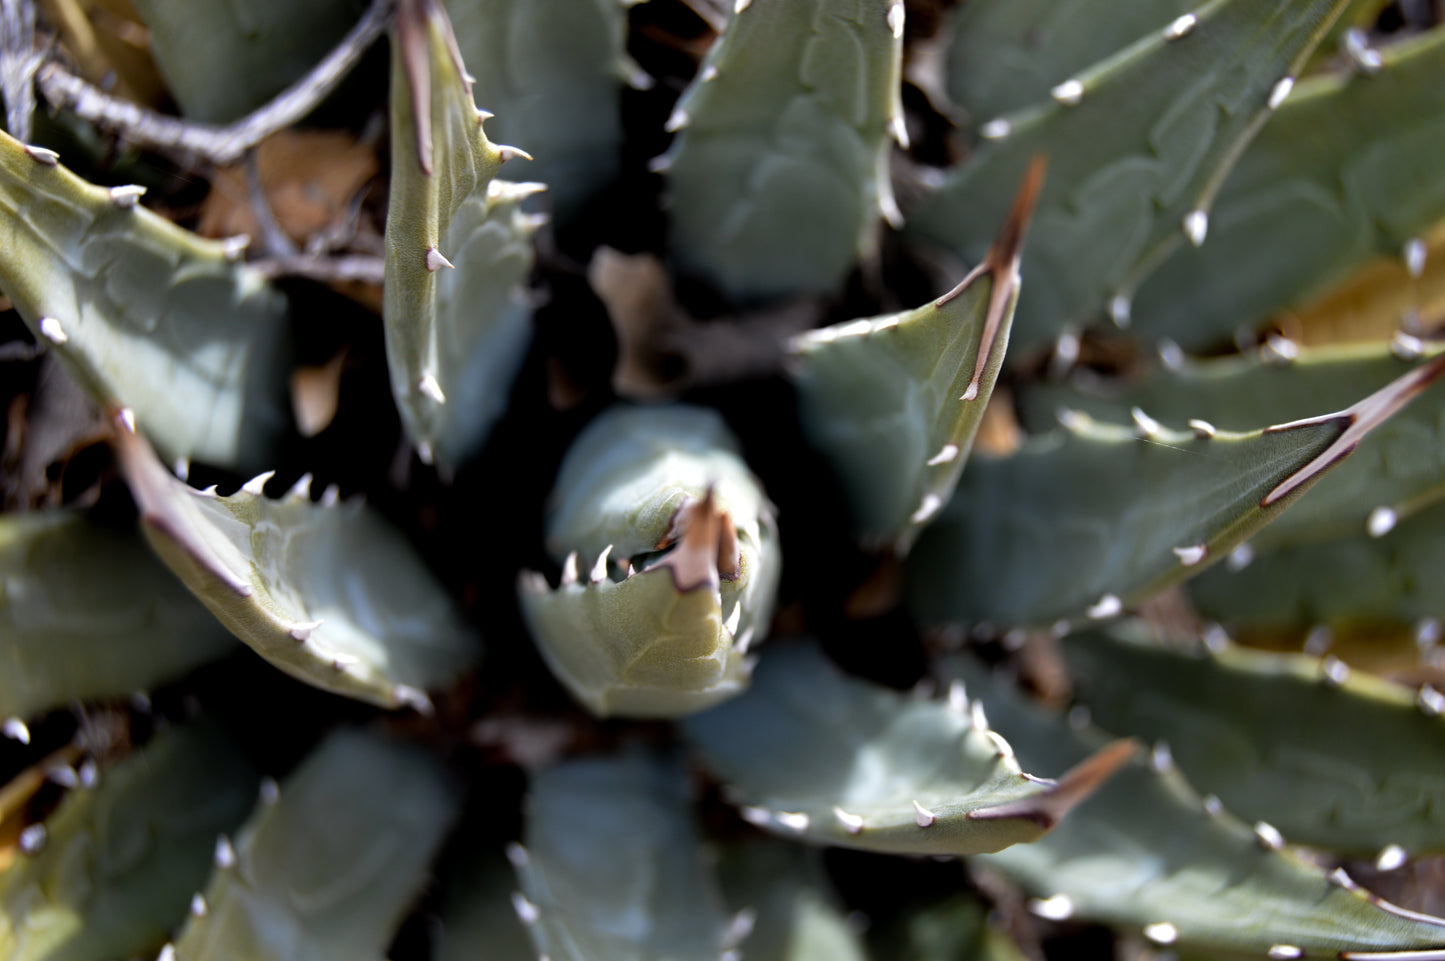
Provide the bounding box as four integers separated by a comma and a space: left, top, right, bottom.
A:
685, 642, 1136, 857
113, 422, 480, 711
664, 0, 906, 300
383, 0, 528, 467
445, 0, 634, 225
0, 129, 291, 471
512, 748, 732, 961
909, 0, 1351, 352
1066, 623, 1445, 854
716, 842, 867, 961
789, 158, 1041, 550
172, 728, 458, 961
519, 405, 780, 718
0, 725, 259, 961
1132, 25, 1445, 350
0, 509, 237, 720
128, 0, 367, 123
951, 657, 1445, 957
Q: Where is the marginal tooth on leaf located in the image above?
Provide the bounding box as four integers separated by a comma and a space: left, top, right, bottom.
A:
1150, 741, 1173, 773
734, 0, 751, 11
1054, 329, 1082, 368
24, 143, 59, 165
1269, 945, 1304, 960
497, 145, 533, 163
173, 458, 190, 481
288, 619, 324, 642
488, 180, 548, 203
38, 316, 68, 344
1157, 339, 1186, 371
734, 626, 756, 656
1267, 77, 1295, 109
1202, 794, 1224, 817
701, 64, 718, 82
108, 184, 146, 208
970, 700, 989, 731
521, 571, 549, 595
330, 653, 359, 669
910, 493, 944, 524
1320, 656, 1350, 687
259, 777, 280, 805
561, 552, 580, 586
1086, 594, 1122, 620
199, 485, 219, 497
418, 371, 447, 404
117, 408, 136, 433
1343, 27, 1383, 73
1172, 543, 1207, 566
476, 108, 494, 122
47, 764, 79, 788
985, 729, 1015, 762
725, 908, 758, 948
241, 471, 275, 497
424, 246, 455, 272
1377, 844, 1409, 871
511, 891, 541, 925
1253, 821, 1285, 851
287, 473, 314, 500
1182, 209, 1208, 247
589, 545, 613, 583
832, 806, 865, 835
1029, 894, 1074, 921
926, 444, 959, 466
774, 811, 810, 832
393, 684, 434, 715
1131, 407, 1163, 438
416, 440, 435, 465
1227, 542, 1255, 572
1050, 79, 1084, 106
157, 944, 175, 961
1262, 333, 1299, 365
724, 601, 742, 636
214, 835, 237, 869
1203, 623, 1232, 653
190, 893, 209, 918
1108, 293, 1132, 327
886, 0, 904, 38
1163, 13, 1197, 39
911, 799, 937, 827
947, 679, 969, 715
1403, 238, 1427, 279
505, 842, 529, 868
1418, 618, 1443, 650
741, 805, 770, 827
3, 716, 31, 743
321, 484, 340, 507
889, 112, 909, 149
663, 105, 690, 133
1367, 506, 1398, 538
1393, 331, 1426, 359
221, 235, 251, 260
1304, 625, 1333, 656
20, 825, 49, 855
1417, 685, 1445, 716
1143, 922, 1179, 945
77, 759, 98, 788
979, 118, 1011, 140
647, 153, 672, 174
1189, 418, 1217, 439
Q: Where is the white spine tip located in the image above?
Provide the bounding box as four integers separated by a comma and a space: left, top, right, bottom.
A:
734, 0, 752, 11
288, 618, 324, 642
970, 700, 990, 732
157, 944, 176, 961
724, 601, 742, 637
590, 545, 613, 584
259, 777, 280, 805
1367, 506, 1398, 538
1087, 594, 1122, 620
190, 893, 209, 917
1150, 741, 1174, 772
909, 493, 944, 525
664, 107, 690, 132
701, 64, 718, 82
1163, 13, 1197, 39
961, 382, 980, 401
221, 234, 250, 260
321, 484, 340, 507
1376, 844, 1409, 871
1269, 945, 1304, 960
775, 811, 810, 832
947, 679, 969, 715
741, 805, 771, 827
1304, 625, 1333, 656
985, 729, 1015, 762
118, 408, 136, 433
24, 144, 59, 165
1131, 406, 1162, 438
47, 764, 79, 788
1029, 894, 1074, 921
1189, 418, 1217, 439
214, 835, 237, 869
3, 717, 31, 744
498, 145, 532, 163
1172, 543, 1207, 566
1182, 209, 1209, 247
287, 473, 314, 500
887, 0, 904, 38
926, 444, 960, 466
1403, 238, 1427, 279
1268, 77, 1295, 109
241, 470, 275, 496
38, 316, 68, 344
393, 684, 434, 715
109, 184, 146, 208
1392, 331, 1426, 359
1202, 794, 1224, 817
979, 118, 1011, 140
1227, 542, 1255, 572
913, 799, 937, 827
18, 823, 46, 854
1344, 28, 1383, 74
1320, 656, 1350, 687
77, 759, 98, 788
1050, 79, 1084, 106
561, 551, 580, 586
1262, 334, 1299, 365
173, 458, 190, 481
832, 806, 865, 835
1108, 293, 1132, 327
505, 842, 530, 867
424, 247, 454, 272
890, 113, 909, 149
1253, 821, 1285, 851
418, 372, 446, 404
1417, 685, 1445, 716
511, 892, 541, 925
1144, 922, 1179, 945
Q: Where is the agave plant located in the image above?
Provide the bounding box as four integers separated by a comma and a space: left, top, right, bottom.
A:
4, 0, 1445, 959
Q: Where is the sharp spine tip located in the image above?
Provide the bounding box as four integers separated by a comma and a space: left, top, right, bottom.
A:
214, 835, 237, 869
190, 893, 209, 917
1163, 13, 1197, 39
1269, 946, 1304, 960
1367, 506, 1397, 538
287, 473, 314, 500
109, 184, 146, 208
561, 551, 580, 585
926, 444, 959, 466
418, 371, 447, 403
1086, 594, 1122, 620
1143, 922, 1179, 945
424, 247, 455, 272
1108, 293, 1131, 327
24, 144, 59, 165
241, 470, 275, 496
18, 823, 46, 854
1050, 79, 1083, 106
1253, 821, 1285, 851
1320, 656, 1350, 687
1268, 77, 1295, 109
913, 799, 937, 827
887, 0, 904, 39
1403, 238, 1427, 279
288, 619, 324, 642
590, 545, 613, 583
1182, 209, 1208, 247
38, 316, 68, 344
1172, 543, 1207, 566
157, 944, 176, 961
664, 106, 690, 132
1417, 685, 1445, 716
510, 891, 541, 925
1029, 894, 1074, 921
1376, 844, 1409, 871
259, 777, 280, 805
832, 806, 864, 834
3, 717, 31, 744
979, 118, 1011, 140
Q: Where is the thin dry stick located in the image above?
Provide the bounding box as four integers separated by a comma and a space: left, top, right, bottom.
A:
35, 0, 394, 166
251, 253, 385, 286
0, 0, 38, 142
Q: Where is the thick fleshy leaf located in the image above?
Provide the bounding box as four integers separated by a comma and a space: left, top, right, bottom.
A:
909, 351, 1445, 628
664, 0, 905, 300
685, 642, 1135, 857
788, 159, 1040, 550
511, 748, 732, 961
446, 0, 633, 224
716, 843, 867, 961
0, 725, 259, 961
172, 728, 458, 961
0, 129, 290, 470
384, 0, 527, 466
114, 423, 480, 711
1131, 26, 1445, 350
1189, 496, 1445, 636
909, 0, 1350, 353
0, 509, 237, 720
520, 405, 780, 718
129, 0, 366, 122
1065, 623, 1445, 854
1017, 344, 1445, 551
949, 657, 1445, 958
